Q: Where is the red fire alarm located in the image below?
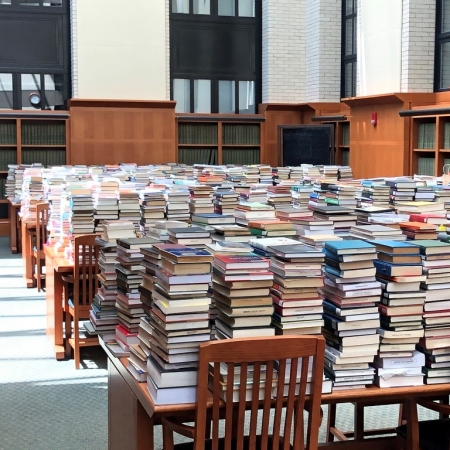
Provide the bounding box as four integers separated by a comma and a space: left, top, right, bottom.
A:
371, 112, 377, 126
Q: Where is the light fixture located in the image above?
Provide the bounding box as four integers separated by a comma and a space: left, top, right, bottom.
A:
29, 92, 41, 108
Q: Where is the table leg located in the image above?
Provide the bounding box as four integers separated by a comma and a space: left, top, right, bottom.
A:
9, 203, 18, 254
403, 398, 419, 450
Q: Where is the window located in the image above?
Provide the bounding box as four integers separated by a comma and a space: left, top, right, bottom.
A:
170, 0, 261, 114
0, 74, 13, 109
341, 0, 357, 98
436, 0, 450, 91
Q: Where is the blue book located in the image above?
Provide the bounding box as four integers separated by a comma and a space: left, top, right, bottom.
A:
370, 240, 420, 254
373, 260, 423, 277
323, 240, 376, 256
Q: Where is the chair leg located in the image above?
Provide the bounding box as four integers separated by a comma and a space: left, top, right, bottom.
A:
326, 404, 337, 442
162, 424, 175, 450
73, 318, 80, 370
36, 258, 41, 292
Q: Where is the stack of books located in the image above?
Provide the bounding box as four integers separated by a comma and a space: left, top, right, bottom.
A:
212, 253, 274, 339
93, 178, 120, 231
386, 178, 416, 206
147, 245, 213, 405
211, 224, 253, 243
312, 205, 357, 236
234, 201, 276, 227
356, 182, 391, 208
114, 238, 149, 355
349, 224, 406, 242
145, 220, 186, 241
354, 205, 396, 225
414, 185, 435, 202
167, 225, 212, 248
266, 184, 292, 208
321, 240, 381, 391
190, 213, 235, 229
372, 240, 426, 387
275, 206, 313, 221
86, 238, 120, 338
67, 186, 94, 237
338, 166, 354, 180
267, 244, 325, 335
118, 186, 141, 228
100, 220, 136, 243
212, 189, 239, 215
300, 234, 343, 249
248, 237, 299, 258
139, 188, 166, 234
164, 186, 190, 221
399, 221, 438, 240
188, 185, 214, 215
396, 201, 446, 216
325, 184, 357, 209
248, 219, 296, 238
293, 217, 335, 240
409, 240, 450, 384
290, 185, 314, 208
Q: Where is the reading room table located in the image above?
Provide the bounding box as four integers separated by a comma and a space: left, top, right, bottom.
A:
7, 198, 21, 254
99, 337, 450, 450
44, 245, 73, 360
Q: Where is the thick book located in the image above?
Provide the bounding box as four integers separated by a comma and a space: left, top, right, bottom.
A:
147, 355, 197, 389
406, 239, 450, 256
373, 260, 423, 277
323, 314, 380, 331
371, 240, 420, 255
157, 246, 214, 263
214, 254, 269, 270
147, 375, 197, 405
323, 240, 377, 256
215, 319, 275, 338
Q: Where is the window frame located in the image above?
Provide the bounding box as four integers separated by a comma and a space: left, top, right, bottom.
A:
435, 0, 450, 92
341, 0, 357, 98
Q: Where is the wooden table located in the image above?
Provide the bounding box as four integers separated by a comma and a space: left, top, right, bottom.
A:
99, 338, 450, 450
44, 245, 73, 360
21, 218, 36, 288
7, 199, 21, 254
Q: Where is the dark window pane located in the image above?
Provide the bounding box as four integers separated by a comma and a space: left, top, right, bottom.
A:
238, 0, 255, 17
194, 79, 211, 113
173, 79, 190, 113
20, 0, 41, 5
345, 0, 354, 15
219, 80, 235, 113
43, 0, 62, 5
441, 41, 450, 89
0, 74, 13, 110
442, 0, 450, 33
344, 62, 355, 98
345, 18, 354, 55
193, 0, 210, 14
172, 0, 189, 14
44, 74, 64, 110
239, 81, 255, 114
218, 0, 235, 16
0, 0, 12, 4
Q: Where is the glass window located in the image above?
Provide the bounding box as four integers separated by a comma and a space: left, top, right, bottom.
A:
194, 79, 211, 113
193, 0, 210, 15
44, 74, 64, 110
20, 0, 41, 5
345, 18, 354, 55
43, 0, 62, 6
443, 0, 450, 33
238, 0, 255, 17
218, 0, 235, 16
21, 74, 41, 110
0, 74, 13, 110
218, 80, 235, 113
0, 0, 12, 5
239, 80, 255, 114
173, 79, 190, 113
172, 0, 189, 14
441, 41, 450, 90
345, 0, 354, 15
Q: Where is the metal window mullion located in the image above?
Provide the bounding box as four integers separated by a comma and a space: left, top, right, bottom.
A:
235, 79, 239, 114
190, 78, 195, 113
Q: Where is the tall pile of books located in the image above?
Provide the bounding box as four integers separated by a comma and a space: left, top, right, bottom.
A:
167, 225, 212, 248
349, 224, 406, 242
213, 189, 239, 215
325, 183, 357, 209
147, 245, 213, 405
312, 205, 357, 236
266, 184, 292, 209
356, 182, 391, 208
291, 185, 314, 208
248, 219, 296, 239
267, 243, 325, 335
234, 201, 276, 227
321, 240, 381, 391
188, 185, 214, 215
118, 185, 141, 228
386, 178, 416, 206
409, 240, 450, 385
212, 253, 274, 339
372, 240, 425, 387
67, 185, 94, 237
93, 178, 119, 232
139, 188, 166, 234
164, 186, 190, 221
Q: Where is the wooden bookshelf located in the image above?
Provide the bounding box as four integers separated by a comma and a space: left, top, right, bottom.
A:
177, 117, 263, 166
0, 111, 69, 235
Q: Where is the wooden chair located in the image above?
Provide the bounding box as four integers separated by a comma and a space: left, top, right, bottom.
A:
161, 334, 326, 450
63, 234, 100, 369
32, 202, 49, 292
396, 396, 450, 450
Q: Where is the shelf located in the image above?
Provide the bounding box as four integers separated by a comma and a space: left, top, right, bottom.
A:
0, 144, 16, 148
178, 144, 218, 148
439, 149, 450, 153
338, 145, 350, 149
413, 148, 436, 153
0, 199, 7, 203
0, 171, 7, 175
222, 145, 260, 148
21, 145, 66, 148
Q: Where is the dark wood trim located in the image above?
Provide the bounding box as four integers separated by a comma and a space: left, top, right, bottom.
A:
68, 99, 176, 110
176, 113, 265, 122
0, 110, 69, 119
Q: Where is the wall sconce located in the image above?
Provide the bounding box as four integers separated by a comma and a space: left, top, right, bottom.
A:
371, 112, 377, 126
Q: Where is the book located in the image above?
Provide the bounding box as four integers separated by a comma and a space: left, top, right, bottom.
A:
147, 356, 197, 388
147, 375, 196, 405
323, 240, 377, 256
373, 260, 423, 276
371, 240, 421, 255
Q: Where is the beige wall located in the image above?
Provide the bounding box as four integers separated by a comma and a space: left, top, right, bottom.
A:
73, 0, 167, 100
358, 0, 402, 96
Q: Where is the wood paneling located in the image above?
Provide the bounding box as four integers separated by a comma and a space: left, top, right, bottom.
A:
68, 100, 177, 166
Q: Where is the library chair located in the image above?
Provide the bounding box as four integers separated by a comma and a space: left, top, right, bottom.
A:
32, 202, 49, 292
396, 396, 450, 450
161, 334, 326, 450
62, 234, 100, 369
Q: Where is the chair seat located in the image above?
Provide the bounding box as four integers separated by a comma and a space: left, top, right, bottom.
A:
172, 436, 292, 450
397, 418, 450, 450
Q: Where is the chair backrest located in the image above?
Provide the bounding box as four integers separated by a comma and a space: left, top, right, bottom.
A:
35, 202, 50, 251
195, 335, 326, 450
72, 234, 100, 310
